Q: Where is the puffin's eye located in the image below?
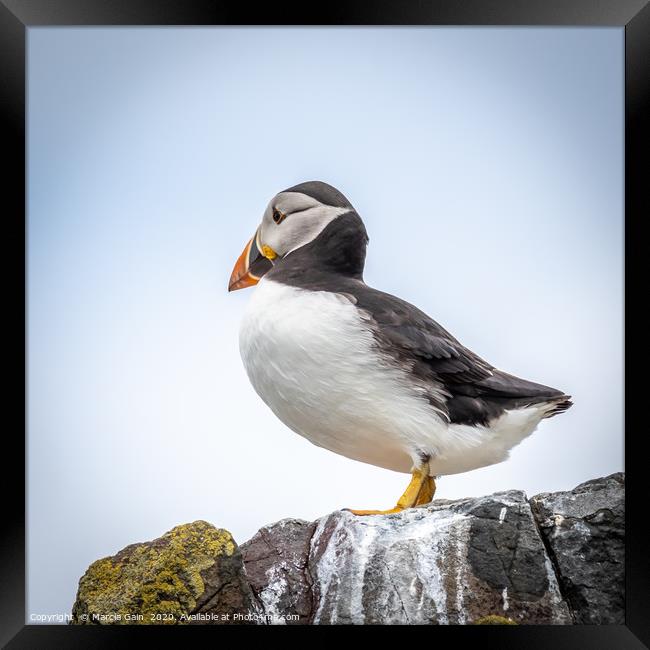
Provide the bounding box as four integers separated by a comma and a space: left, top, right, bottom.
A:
272, 208, 286, 225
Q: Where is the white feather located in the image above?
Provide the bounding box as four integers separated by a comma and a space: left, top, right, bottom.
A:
239, 279, 549, 476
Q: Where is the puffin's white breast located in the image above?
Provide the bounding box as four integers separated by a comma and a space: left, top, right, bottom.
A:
238, 279, 545, 475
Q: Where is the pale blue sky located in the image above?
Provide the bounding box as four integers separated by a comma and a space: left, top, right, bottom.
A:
28, 27, 623, 619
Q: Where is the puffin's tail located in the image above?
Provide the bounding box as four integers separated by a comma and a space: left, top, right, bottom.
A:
541, 395, 573, 419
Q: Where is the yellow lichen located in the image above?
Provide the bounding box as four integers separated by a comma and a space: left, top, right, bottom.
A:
73, 521, 236, 625
474, 614, 518, 625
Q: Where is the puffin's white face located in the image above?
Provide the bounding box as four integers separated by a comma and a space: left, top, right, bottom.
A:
258, 191, 350, 259
228, 189, 350, 291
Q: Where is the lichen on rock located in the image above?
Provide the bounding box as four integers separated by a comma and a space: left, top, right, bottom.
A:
71, 520, 256, 625
474, 615, 518, 625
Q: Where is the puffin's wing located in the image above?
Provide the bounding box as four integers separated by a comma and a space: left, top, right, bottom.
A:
354, 286, 571, 424
355, 287, 495, 385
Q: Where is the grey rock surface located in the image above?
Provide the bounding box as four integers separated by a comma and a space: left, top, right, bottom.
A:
241, 474, 624, 625
71, 474, 624, 625
242, 491, 572, 624
241, 518, 317, 624
530, 472, 625, 624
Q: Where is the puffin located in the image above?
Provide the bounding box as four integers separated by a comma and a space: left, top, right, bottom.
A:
228, 181, 572, 515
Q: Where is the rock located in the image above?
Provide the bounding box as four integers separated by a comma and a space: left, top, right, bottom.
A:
241, 518, 317, 624
71, 520, 258, 625
242, 491, 571, 625
71, 474, 624, 625
530, 472, 625, 624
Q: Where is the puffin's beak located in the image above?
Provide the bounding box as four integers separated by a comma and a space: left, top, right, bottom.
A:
228, 230, 273, 292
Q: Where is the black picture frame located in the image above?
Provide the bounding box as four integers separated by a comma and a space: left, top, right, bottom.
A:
3, 0, 646, 646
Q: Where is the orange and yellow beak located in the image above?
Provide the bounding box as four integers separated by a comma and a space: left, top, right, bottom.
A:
228, 231, 274, 292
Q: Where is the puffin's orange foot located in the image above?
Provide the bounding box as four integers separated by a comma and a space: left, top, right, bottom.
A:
346, 465, 437, 516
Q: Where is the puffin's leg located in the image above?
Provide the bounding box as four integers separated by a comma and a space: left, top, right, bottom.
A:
347, 459, 435, 516
414, 474, 436, 506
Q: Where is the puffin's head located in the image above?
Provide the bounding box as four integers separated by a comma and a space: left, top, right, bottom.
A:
228, 181, 355, 291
